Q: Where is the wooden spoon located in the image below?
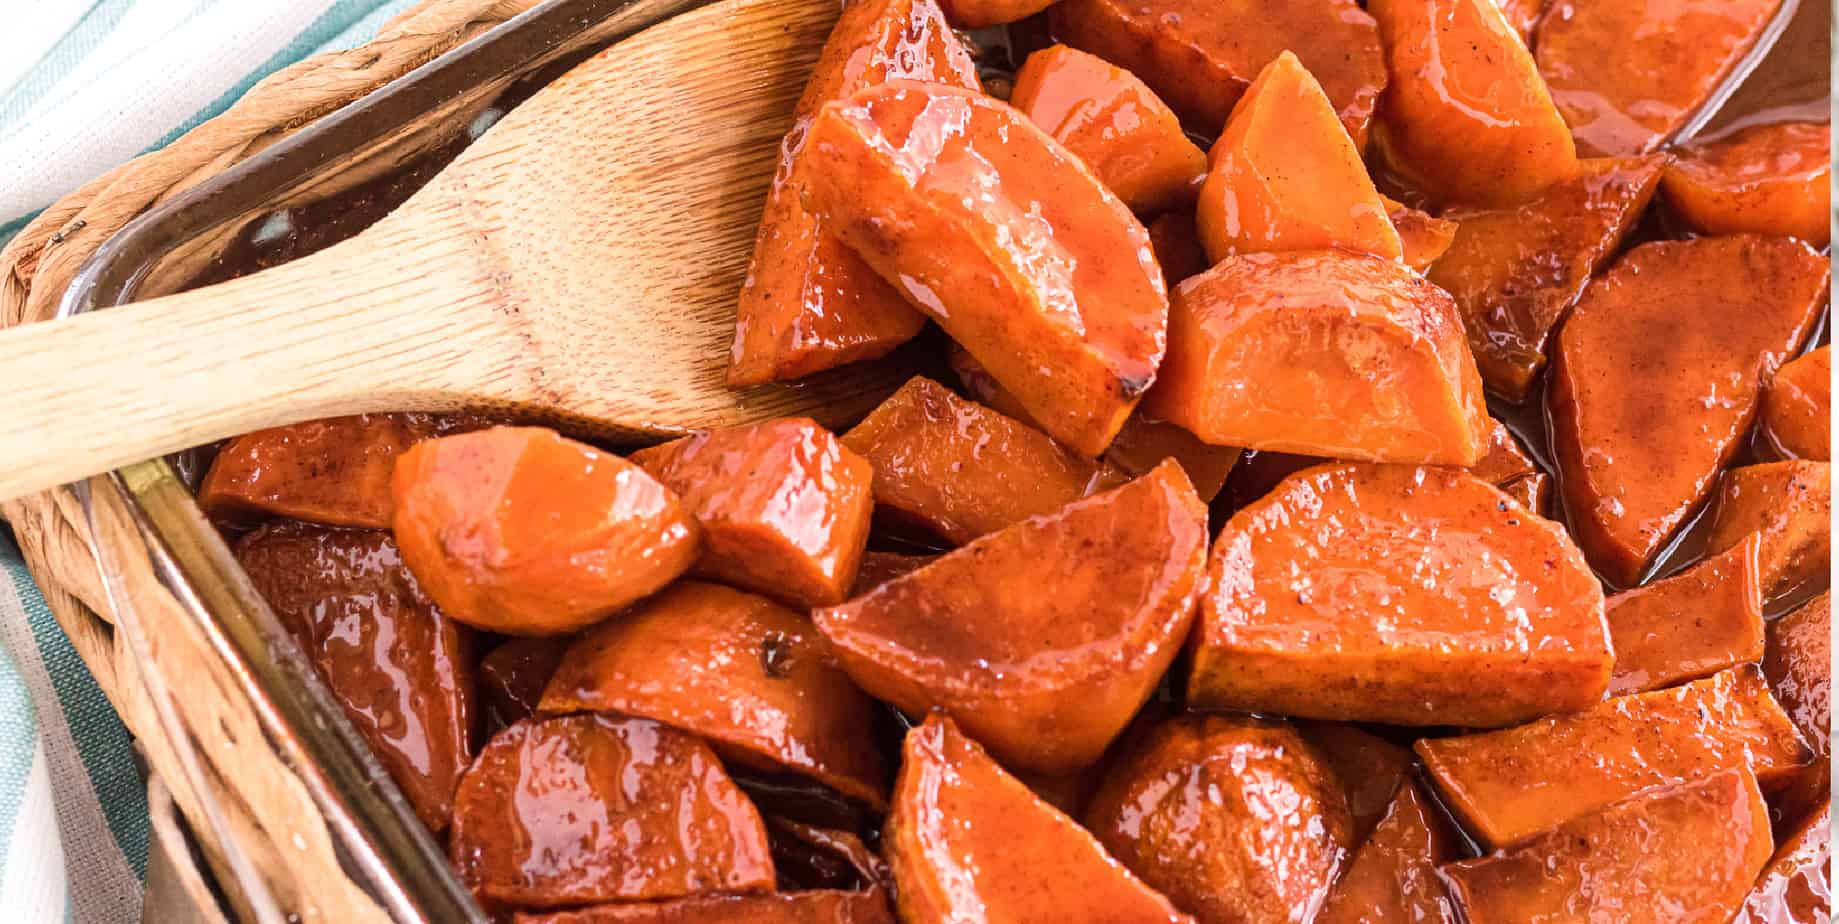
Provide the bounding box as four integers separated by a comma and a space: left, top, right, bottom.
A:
0, 0, 893, 503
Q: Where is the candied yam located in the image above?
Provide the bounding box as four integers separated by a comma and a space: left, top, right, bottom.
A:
727, 0, 978, 386
1535, 0, 1785, 156
1705, 461, 1832, 602
539, 582, 887, 808
1010, 45, 1206, 213
1145, 251, 1488, 464
1369, 0, 1578, 207
1085, 716, 1351, 924
1665, 121, 1831, 246
1441, 769, 1774, 924
1548, 236, 1827, 587
1297, 722, 1416, 843
1736, 802, 1831, 924
1382, 195, 1458, 272
848, 550, 936, 597
1426, 156, 1665, 400
1147, 212, 1208, 287
236, 524, 475, 833
804, 82, 1167, 456
1189, 464, 1610, 726
1049, 0, 1385, 143
1316, 783, 1457, 924
479, 636, 566, 731
1605, 535, 1764, 696
512, 890, 895, 924
814, 461, 1207, 773
1416, 666, 1813, 849
629, 419, 872, 608
450, 716, 774, 908
1762, 346, 1831, 461
886, 715, 1192, 924
1764, 592, 1830, 759
391, 427, 699, 635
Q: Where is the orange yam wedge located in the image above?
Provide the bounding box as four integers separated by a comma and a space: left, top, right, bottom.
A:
1316, 782, 1457, 924
1765, 592, 1830, 761
1704, 461, 1832, 603
1605, 535, 1764, 696
1298, 722, 1415, 843
1665, 121, 1831, 246
1735, 802, 1831, 924
1761, 346, 1831, 461
1383, 196, 1459, 272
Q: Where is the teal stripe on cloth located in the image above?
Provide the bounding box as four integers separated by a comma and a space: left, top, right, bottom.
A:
0, 0, 131, 135
0, 641, 38, 877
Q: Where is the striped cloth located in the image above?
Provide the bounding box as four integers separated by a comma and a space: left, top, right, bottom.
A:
0, 2, 418, 920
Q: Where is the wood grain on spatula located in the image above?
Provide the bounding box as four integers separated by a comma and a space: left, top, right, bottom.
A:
0, 0, 899, 502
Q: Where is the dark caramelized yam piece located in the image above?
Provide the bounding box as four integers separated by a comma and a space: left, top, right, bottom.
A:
1736, 802, 1831, 924
1704, 461, 1832, 602
767, 817, 888, 891
540, 582, 887, 807
450, 715, 774, 908
1085, 716, 1350, 924
1605, 534, 1765, 696
885, 715, 1193, 924
728, 0, 978, 386
1762, 346, 1831, 461
1297, 721, 1415, 843
1764, 592, 1830, 760
841, 377, 1124, 545
1189, 464, 1610, 726
1535, 0, 1785, 156
391, 427, 699, 635
236, 523, 474, 832
1382, 196, 1458, 272
1665, 121, 1831, 246
1010, 45, 1206, 214
513, 890, 895, 924
1316, 783, 1456, 924
802, 82, 1167, 456
1145, 251, 1488, 464
1548, 236, 1827, 587
1416, 666, 1812, 849
1441, 769, 1774, 924
847, 550, 936, 597
629, 419, 873, 608
479, 636, 567, 730
1369, 0, 1576, 208
1495, 473, 1548, 515
1049, 0, 1385, 144
1425, 156, 1665, 400
1148, 212, 1208, 287
814, 461, 1207, 774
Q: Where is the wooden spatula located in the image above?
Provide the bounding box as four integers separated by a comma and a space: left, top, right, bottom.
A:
0, 0, 893, 503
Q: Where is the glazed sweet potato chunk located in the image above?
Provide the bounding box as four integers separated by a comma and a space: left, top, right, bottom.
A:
450, 715, 774, 908
1297, 722, 1414, 843
1426, 156, 1665, 400
1762, 346, 1831, 461
1441, 769, 1774, 924
1196, 52, 1401, 263
1084, 716, 1351, 924
885, 715, 1192, 924
1145, 251, 1488, 464
727, 0, 977, 385
1605, 534, 1765, 696
1665, 121, 1831, 246
539, 582, 888, 808
479, 636, 566, 730
1704, 461, 1832, 602
1049, 0, 1385, 143
1535, 0, 1784, 156
1416, 666, 1812, 848
814, 461, 1207, 773
1369, 0, 1577, 208
391, 427, 699, 635
236, 523, 475, 833
628, 419, 872, 608
1548, 236, 1827, 587
1316, 783, 1456, 924
1189, 464, 1609, 726
1383, 196, 1458, 272
802, 82, 1167, 456
513, 891, 895, 924
1009, 45, 1206, 214
1764, 592, 1830, 763
1736, 802, 1831, 924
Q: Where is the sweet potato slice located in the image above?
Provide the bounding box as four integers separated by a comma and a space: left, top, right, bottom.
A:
1297, 722, 1415, 843
1548, 236, 1827, 587
802, 82, 1167, 456
1049, 0, 1385, 143
1605, 535, 1765, 696
1148, 213, 1208, 286
1316, 783, 1457, 924
391, 427, 699, 635
814, 460, 1207, 773
539, 582, 887, 808
1416, 666, 1812, 849
450, 715, 774, 909
1010, 45, 1206, 214
1735, 802, 1831, 924
1704, 461, 1832, 602
727, 0, 978, 385
1189, 463, 1609, 726
1196, 52, 1401, 263
1145, 250, 1488, 464
1369, 0, 1577, 207
513, 891, 895, 924
886, 715, 1192, 923
1382, 196, 1458, 272
1084, 716, 1351, 924
236, 524, 475, 833
1665, 121, 1831, 246
629, 419, 872, 608
1441, 768, 1774, 924
1535, 0, 1784, 156
1764, 592, 1830, 760
1762, 346, 1831, 461
479, 637, 566, 730
1426, 156, 1665, 400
